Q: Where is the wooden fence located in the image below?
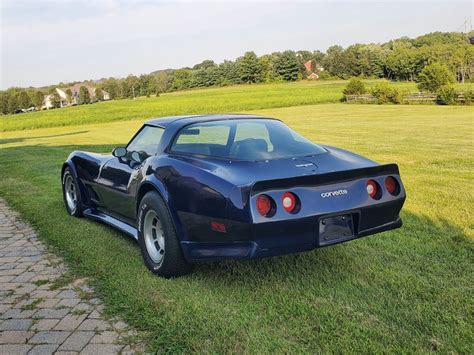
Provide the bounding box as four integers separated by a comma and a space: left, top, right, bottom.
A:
345, 92, 436, 104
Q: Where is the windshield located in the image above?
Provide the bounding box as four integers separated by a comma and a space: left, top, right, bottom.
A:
170, 119, 326, 161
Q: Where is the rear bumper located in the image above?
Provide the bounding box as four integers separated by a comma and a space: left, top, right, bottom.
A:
180, 216, 402, 262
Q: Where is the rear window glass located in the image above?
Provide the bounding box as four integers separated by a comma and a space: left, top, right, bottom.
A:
170, 119, 326, 161
234, 122, 274, 152
172, 124, 230, 156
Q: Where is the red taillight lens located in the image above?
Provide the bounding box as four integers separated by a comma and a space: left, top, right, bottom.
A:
366, 179, 379, 199
256, 194, 273, 217
282, 192, 298, 213
385, 176, 399, 195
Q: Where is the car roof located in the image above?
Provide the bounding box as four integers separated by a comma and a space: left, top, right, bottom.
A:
145, 114, 276, 128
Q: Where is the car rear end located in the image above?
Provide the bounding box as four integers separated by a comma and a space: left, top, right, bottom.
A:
248, 163, 405, 257
180, 163, 405, 261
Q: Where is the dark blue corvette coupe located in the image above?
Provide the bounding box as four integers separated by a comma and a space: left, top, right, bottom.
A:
62, 114, 406, 277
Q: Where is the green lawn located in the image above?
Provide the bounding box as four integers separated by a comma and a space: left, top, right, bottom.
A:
0, 103, 472, 352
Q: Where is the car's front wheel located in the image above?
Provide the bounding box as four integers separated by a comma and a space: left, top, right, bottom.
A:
138, 191, 192, 278
62, 167, 83, 217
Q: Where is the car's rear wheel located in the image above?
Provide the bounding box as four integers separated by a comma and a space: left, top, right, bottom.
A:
138, 191, 192, 278
62, 167, 83, 217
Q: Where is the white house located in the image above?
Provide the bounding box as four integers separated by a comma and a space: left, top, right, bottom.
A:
42, 94, 54, 110
42, 84, 110, 109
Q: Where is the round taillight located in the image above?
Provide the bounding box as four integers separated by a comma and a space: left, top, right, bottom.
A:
366, 179, 379, 199
282, 192, 297, 213
385, 176, 399, 195
256, 194, 273, 217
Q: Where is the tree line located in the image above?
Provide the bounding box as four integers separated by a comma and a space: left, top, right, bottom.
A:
1, 31, 472, 115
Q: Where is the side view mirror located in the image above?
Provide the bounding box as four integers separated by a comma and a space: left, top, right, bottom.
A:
112, 147, 127, 158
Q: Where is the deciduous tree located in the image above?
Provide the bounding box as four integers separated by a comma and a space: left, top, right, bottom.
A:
17, 91, 31, 109
95, 88, 103, 101
65, 89, 73, 104
50, 91, 61, 108
78, 86, 91, 104
418, 63, 454, 92
32, 91, 44, 109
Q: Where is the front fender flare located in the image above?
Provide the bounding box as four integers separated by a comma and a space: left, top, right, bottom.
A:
61, 160, 90, 207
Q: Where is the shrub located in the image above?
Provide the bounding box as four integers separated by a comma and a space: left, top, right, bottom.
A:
370, 82, 407, 104
371, 82, 391, 104
318, 71, 340, 81
462, 89, 473, 105
418, 63, 454, 92
436, 85, 458, 105
389, 87, 408, 104
343, 78, 367, 98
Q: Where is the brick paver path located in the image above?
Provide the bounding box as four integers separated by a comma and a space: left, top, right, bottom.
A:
0, 199, 145, 354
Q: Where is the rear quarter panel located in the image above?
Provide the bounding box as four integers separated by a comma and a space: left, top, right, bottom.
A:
150, 155, 239, 242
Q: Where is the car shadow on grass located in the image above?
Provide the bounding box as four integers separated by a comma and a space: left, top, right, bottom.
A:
0, 130, 89, 145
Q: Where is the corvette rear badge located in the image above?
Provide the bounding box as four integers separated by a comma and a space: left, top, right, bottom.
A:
320, 189, 348, 198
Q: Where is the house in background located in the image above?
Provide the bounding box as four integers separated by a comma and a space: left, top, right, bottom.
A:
42, 94, 55, 110
42, 84, 110, 109
304, 60, 324, 79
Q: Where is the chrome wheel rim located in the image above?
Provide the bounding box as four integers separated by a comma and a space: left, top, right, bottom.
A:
64, 175, 77, 211
143, 210, 165, 263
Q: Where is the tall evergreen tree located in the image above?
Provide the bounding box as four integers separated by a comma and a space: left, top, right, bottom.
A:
238, 51, 263, 84
275, 51, 300, 81
219, 60, 241, 85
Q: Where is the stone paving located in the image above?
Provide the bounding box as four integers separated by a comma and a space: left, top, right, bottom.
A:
0, 199, 145, 354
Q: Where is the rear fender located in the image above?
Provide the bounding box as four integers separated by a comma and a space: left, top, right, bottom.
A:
136, 176, 187, 242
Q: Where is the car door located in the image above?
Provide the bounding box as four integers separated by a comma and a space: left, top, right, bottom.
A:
96, 125, 164, 223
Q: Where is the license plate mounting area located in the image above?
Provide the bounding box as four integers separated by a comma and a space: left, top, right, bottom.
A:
319, 214, 355, 246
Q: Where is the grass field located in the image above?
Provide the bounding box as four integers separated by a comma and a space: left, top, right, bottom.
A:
0, 98, 472, 352
2, 80, 472, 132
1, 81, 347, 131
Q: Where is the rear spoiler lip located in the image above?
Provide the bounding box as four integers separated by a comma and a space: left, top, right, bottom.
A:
250, 163, 400, 194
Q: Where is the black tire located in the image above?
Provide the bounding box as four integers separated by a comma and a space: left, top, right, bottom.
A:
138, 191, 192, 278
62, 167, 83, 217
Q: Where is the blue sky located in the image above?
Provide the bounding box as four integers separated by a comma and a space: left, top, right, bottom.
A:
0, 1, 472, 89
